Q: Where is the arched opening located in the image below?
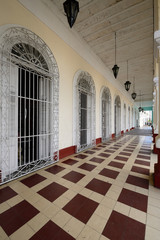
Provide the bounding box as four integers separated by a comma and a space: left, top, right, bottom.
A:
128, 106, 130, 130
74, 71, 96, 152
131, 107, 133, 128
101, 87, 111, 141
114, 95, 121, 136
0, 27, 59, 183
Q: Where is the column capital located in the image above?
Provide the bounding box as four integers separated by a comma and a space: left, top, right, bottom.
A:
153, 77, 159, 86
155, 30, 160, 45
153, 91, 156, 97
154, 30, 160, 60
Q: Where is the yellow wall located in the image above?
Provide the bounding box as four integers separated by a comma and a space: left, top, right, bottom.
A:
0, 0, 133, 149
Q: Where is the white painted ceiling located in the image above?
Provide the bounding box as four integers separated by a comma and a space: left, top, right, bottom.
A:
51, 0, 154, 104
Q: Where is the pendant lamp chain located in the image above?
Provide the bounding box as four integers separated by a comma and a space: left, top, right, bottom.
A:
115, 32, 117, 65
127, 60, 128, 81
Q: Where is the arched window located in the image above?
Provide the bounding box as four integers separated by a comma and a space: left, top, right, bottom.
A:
0, 27, 59, 183
114, 95, 121, 136
74, 71, 96, 152
101, 87, 111, 141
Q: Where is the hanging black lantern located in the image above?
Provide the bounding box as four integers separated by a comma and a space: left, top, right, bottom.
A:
131, 92, 137, 100
112, 32, 119, 78
63, 0, 79, 28
138, 107, 142, 112
124, 60, 131, 91
124, 81, 131, 91
131, 77, 137, 100
112, 64, 119, 79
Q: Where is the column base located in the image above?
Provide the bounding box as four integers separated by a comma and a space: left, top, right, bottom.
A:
153, 143, 159, 154
154, 163, 160, 188
153, 133, 158, 143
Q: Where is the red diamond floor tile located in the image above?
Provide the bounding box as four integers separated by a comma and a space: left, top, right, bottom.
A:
98, 153, 110, 158
63, 194, 98, 224
0, 186, 17, 204
92, 147, 101, 151
131, 166, 149, 175
110, 147, 119, 150
137, 154, 150, 160
123, 148, 134, 152
38, 182, 68, 202
139, 151, 151, 155
114, 144, 122, 147
108, 161, 125, 169
114, 155, 128, 162
142, 147, 151, 150
126, 175, 149, 189
75, 154, 88, 159
97, 144, 105, 148
30, 220, 75, 240
62, 158, 78, 165
84, 150, 95, 154
89, 157, 105, 164
126, 146, 135, 149
119, 151, 131, 156
135, 159, 150, 167
99, 168, 119, 179
45, 165, 65, 174
140, 148, 151, 152
62, 171, 85, 183
102, 210, 145, 240
78, 163, 96, 171
118, 188, 148, 212
21, 173, 46, 188
104, 149, 115, 153
85, 178, 111, 195
0, 200, 39, 236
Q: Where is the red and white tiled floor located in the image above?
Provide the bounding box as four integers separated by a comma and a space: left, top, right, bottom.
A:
0, 135, 160, 240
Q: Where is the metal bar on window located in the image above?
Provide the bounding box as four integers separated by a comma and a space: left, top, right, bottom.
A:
24, 69, 26, 165
29, 70, 31, 164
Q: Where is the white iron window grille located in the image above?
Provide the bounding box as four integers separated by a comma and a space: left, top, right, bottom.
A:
114, 95, 121, 136
76, 72, 96, 152
101, 87, 111, 142
0, 27, 59, 184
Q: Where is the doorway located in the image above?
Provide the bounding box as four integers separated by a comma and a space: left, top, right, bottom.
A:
101, 88, 111, 141
114, 96, 121, 136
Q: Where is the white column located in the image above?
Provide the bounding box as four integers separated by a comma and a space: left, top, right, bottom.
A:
154, 30, 160, 147
153, 77, 159, 134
